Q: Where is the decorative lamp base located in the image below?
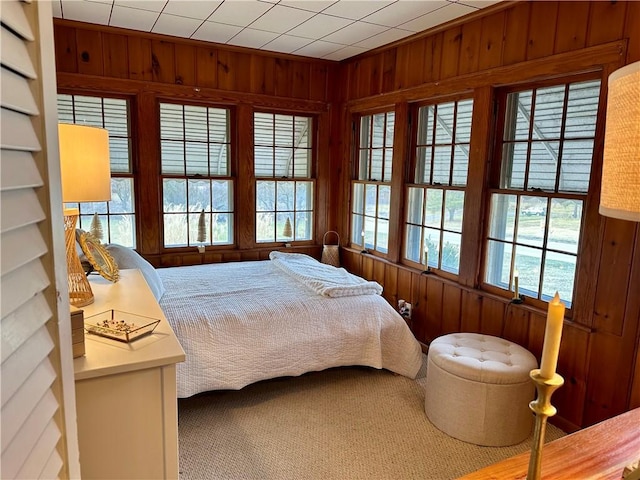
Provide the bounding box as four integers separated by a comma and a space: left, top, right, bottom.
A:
65, 209, 94, 307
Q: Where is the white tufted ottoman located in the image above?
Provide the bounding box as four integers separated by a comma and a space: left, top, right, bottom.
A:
424, 333, 538, 446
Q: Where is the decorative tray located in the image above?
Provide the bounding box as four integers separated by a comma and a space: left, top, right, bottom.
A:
84, 310, 160, 343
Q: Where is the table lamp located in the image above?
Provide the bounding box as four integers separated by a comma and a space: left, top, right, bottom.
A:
600, 60, 640, 221
59, 123, 111, 306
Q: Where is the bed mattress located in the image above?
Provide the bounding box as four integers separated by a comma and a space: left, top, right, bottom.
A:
158, 258, 422, 397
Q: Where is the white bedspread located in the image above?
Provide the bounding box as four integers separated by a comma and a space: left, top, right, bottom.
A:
269, 251, 383, 297
158, 259, 422, 397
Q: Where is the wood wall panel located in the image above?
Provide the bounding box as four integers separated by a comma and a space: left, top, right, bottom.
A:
151, 40, 175, 84
53, 24, 77, 73
75, 28, 103, 76
458, 19, 482, 76
127, 36, 153, 82
477, 11, 505, 71
441, 284, 461, 335
102, 33, 128, 79
525, 2, 559, 61
624, 1, 640, 63
195, 46, 217, 88
440, 26, 462, 79
501, 306, 529, 348
593, 219, 636, 336
174, 43, 196, 86
502, 2, 530, 66
586, 1, 628, 47
381, 49, 397, 94
425, 277, 444, 342
553, 325, 590, 429
335, 1, 639, 430
55, 19, 330, 102
554, 2, 590, 54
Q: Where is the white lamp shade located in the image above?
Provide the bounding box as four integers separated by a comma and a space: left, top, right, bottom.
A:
600, 61, 640, 222
59, 123, 112, 203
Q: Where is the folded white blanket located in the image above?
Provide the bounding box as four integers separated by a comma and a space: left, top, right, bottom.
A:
269, 251, 383, 297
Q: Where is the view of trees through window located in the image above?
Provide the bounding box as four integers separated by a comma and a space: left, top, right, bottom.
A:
160, 103, 233, 247
254, 112, 314, 243
352, 111, 395, 254
485, 79, 601, 306
404, 99, 473, 274
57, 94, 135, 247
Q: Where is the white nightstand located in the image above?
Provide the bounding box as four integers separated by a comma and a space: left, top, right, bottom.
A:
73, 269, 185, 479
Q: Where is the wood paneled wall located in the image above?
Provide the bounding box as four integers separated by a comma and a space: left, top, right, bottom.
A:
54, 20, 333, 266
54, 20, 330, 101
333, 1, 640, 431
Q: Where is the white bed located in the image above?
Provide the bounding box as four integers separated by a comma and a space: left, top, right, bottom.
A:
157, 252, 423, 398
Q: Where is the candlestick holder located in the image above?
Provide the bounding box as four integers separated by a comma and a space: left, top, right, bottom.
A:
527, 369, 564, 480
511, 294, 523, 304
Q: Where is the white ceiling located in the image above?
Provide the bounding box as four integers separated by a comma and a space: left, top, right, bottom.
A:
52, 0, 501, 61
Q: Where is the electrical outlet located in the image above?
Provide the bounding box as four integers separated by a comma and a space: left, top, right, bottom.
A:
398, 300, 412, 320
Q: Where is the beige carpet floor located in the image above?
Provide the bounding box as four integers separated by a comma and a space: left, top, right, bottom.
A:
178, 355, 565, 480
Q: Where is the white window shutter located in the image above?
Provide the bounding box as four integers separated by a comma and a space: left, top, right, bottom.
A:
1, 1, 80, 479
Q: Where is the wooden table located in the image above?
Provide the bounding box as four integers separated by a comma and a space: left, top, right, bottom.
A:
459, 407, 640, 480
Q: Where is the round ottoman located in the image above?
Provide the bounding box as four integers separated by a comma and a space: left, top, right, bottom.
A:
424, 333, 538, 446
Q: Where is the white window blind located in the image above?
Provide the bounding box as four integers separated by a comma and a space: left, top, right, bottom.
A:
1, 1, 77, 478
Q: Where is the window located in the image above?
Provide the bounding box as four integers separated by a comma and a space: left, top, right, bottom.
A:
254, 112, 314, 243
160, 103, 233, 248
404, 99, 473, 274
57, 94, 135, 247
351, 111, 395, 254
485, 78, 601, 306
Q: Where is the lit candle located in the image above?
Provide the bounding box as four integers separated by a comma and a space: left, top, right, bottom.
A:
539, 292, 566, 379
513, 270, 519, 298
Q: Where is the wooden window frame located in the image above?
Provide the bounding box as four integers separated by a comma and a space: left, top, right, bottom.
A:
253, 109, 318, 246
403, 94, 474, 279
158, 99, 236, 251
57, 91, 137, 248
481, 72, 604, 311
350, 108, 396, 257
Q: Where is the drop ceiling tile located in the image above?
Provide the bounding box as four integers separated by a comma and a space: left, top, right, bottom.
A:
322, 1, 393, 21
152, 12, 201, 37
262, 34, 313, 54
322, 20, 387, 45
400, 2, 475, 32
249, 5, 316, 34
363, 0, 448, 27
278, 1, 336, 13
294, 39, 343, 57
51, 1, 62, 17
353, 27, 414, 49
322, 44, 367, 61
113, 0, 167, 13
110, 5, 159, 31
286, 13, 352, 39
60, 0, 112, 24
191, 21, 243, 43
208, 1, 273, 27
229, 28, 280, 49
162, 0, 222, 20
86, 0, 113, 5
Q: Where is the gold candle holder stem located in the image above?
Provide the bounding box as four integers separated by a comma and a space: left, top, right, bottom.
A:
527, 369, 564, 480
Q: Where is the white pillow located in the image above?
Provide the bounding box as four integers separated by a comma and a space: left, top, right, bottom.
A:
105, 244, 166, 301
